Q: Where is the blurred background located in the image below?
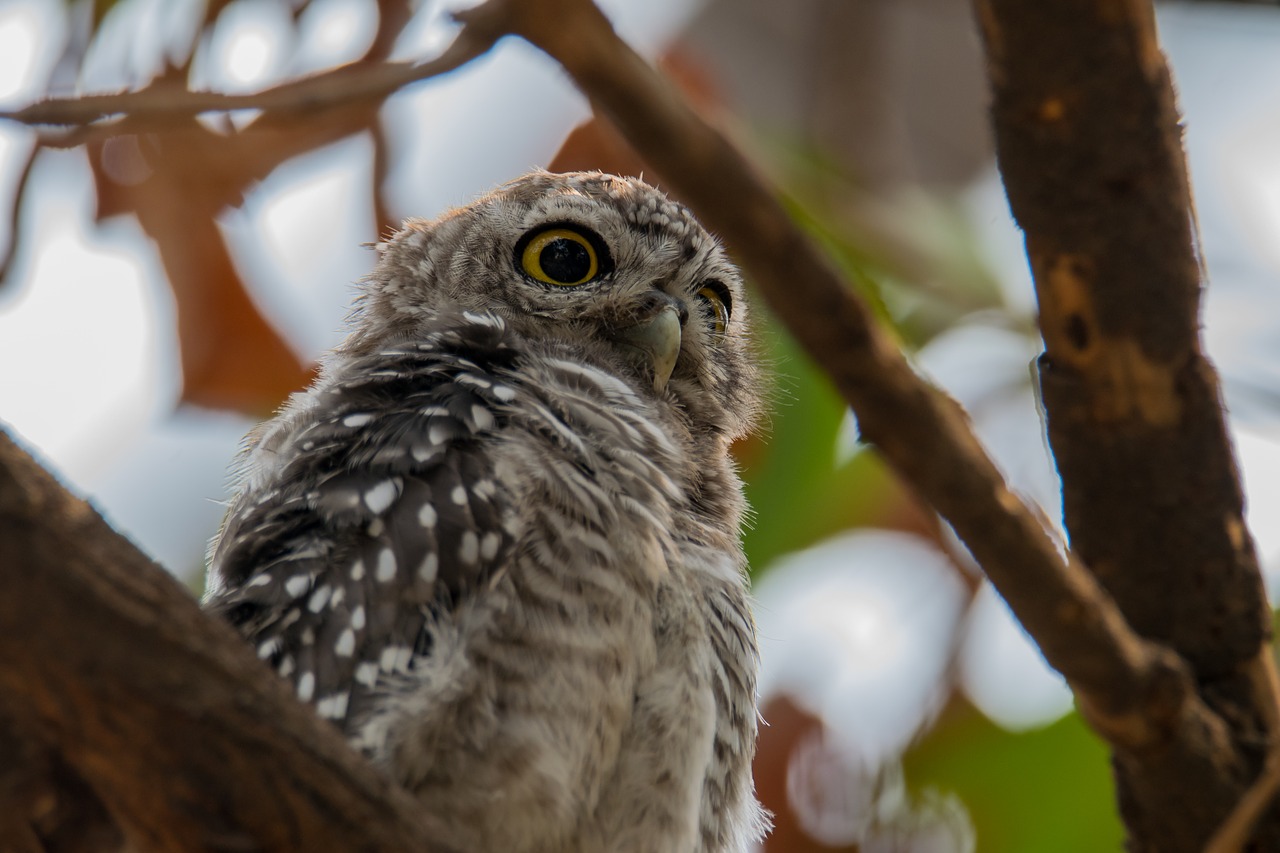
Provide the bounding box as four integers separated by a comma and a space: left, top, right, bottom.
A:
5, 0, 1280, 849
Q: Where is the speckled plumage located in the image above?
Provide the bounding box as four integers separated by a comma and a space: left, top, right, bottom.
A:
205, 170, 767, 852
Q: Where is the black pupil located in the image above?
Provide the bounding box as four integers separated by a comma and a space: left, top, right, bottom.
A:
541, 238, 591, 283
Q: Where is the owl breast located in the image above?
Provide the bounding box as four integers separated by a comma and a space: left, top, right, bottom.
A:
217, 309, 759, 852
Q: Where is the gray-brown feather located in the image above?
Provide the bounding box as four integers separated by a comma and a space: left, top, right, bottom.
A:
206, 171, 767, 852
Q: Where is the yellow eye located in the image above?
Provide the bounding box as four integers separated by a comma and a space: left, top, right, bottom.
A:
519, 227, 600, 286
696, 283, 731, 338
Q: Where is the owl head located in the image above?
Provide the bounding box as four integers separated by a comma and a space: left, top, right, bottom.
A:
349, 170, 761, 442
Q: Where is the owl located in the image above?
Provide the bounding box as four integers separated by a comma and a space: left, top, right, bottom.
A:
204, 170, 767, 852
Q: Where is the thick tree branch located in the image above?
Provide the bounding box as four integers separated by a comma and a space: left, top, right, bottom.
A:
0, 431, 447, 851
974, 0, 1277, 848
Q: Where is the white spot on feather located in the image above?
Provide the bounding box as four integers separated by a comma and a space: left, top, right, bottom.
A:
356, 661, 379, 687
307, 585, 331, 612
451, 485, 467, 505
376, 549, 397, 582
351, 605, 366, 630
462, 310, 503, 328
364, 480, 399, 514
317, 691, 350, 720
379, 645, 412, 673
480, 532, 501, 561
418, 503, 437, 528
471, 405, 494, 430
335, 628, 356, 657
459, 531, 479, 564
420, 552, 439, 582
297, 671, 316, 702
350, 559, 365, 581
343, 412, 373, 428
285, 574, 310, 597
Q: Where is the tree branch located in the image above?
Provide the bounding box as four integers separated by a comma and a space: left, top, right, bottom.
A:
0, 24, 496, 133
0, 431, 448, 851
973, 0, 1278, 847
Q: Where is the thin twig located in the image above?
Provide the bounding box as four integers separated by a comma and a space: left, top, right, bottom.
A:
0, 141, 37, 285
0, 25, 496, 131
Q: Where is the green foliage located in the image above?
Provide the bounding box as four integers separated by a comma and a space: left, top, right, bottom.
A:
904, 705, 1124, 852
740, 319, 901, 574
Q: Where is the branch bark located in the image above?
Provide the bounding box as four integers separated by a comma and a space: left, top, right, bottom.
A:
974, 0, 1278, 847
0, 431, 448, 851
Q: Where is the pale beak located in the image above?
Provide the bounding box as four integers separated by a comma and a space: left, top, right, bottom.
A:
615, 305, 682, 392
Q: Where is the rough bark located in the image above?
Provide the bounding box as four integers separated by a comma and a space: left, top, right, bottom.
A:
972, 0, 1276, 848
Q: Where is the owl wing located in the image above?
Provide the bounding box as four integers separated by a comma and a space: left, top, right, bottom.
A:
206, 313, 518, 729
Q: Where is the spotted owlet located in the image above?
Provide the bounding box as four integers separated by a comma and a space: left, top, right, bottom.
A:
204, 170, 767, 852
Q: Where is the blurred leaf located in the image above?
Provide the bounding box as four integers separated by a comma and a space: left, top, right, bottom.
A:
755, 695, 835, 852
67, 0, 421, 416
903, 702, 1124, 852
153, 211, 315, 414
768, 141, 1009, 346
81, 55, 399, 415
548, 109, 650, 183
549, 47, 723, 189
780, 192, 897, 332
741, 319, 918, 574
88, 124, 314, 414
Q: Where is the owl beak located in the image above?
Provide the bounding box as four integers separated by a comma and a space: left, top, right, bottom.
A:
615, 305, 682, 392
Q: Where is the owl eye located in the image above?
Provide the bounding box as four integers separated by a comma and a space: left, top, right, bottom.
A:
695, 281, 732, 338
518, 226, 604, 287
